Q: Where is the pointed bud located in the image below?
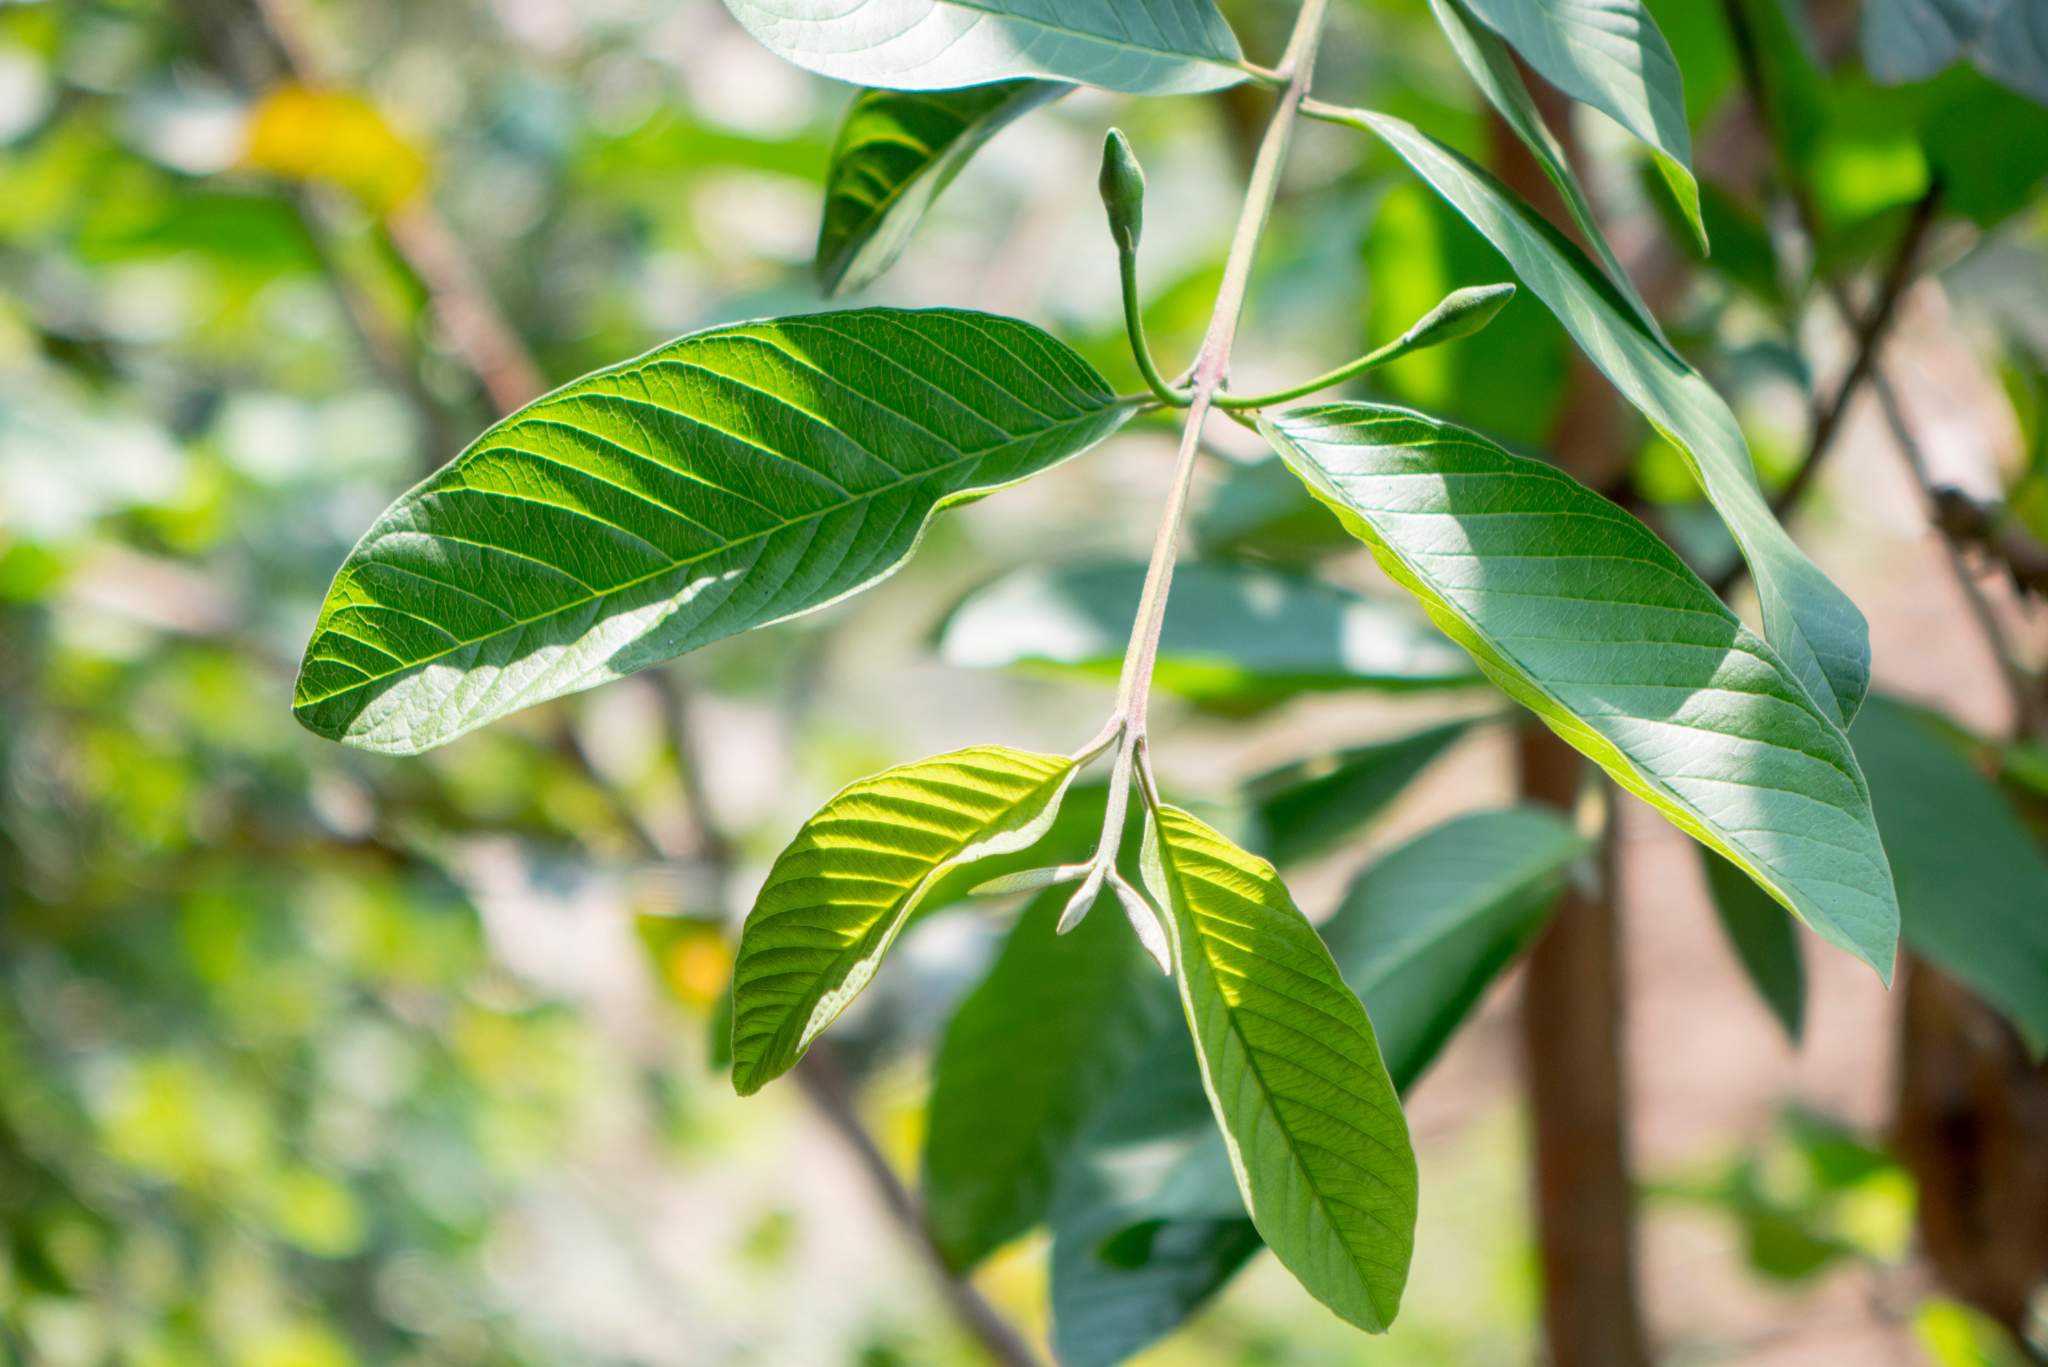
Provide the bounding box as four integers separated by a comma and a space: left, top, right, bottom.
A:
1099, 128, 1146, 254
1398, 282, 1516, 351
1057, 862, 1108, 934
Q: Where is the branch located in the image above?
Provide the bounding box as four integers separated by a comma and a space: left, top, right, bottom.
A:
1077, 0, 1331, 908
794, 1047, 1048, 1367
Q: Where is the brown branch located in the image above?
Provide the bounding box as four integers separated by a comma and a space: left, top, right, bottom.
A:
795, 1047, 1048, 1367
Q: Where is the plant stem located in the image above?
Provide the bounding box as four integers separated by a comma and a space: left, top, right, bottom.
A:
1213, 331, 1404, 410
1083, 0, 1330, 887
1118, 245, 1194, 408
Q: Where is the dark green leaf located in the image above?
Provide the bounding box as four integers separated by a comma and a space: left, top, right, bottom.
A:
730, 746, 1079, 1095
817, 82, 1066, 296
1246, 719, 1475, 866
1430, 0, 1700, 304
1851, 698, 2048, 1055
937, 558, 1477, 706
720, 0, 1247, 96
1259, 402, 1898, 980
1323, 807, 1583, 1084
923, 888, 1173, 1270
1455, 0, 1703, 249
294, 309, 1131, 752
1702, 849, 1807, 1044
1140, 804, 1417, 1333
1323, 107, 1873, 725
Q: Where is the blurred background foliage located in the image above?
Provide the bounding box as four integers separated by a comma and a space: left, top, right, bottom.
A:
0, 0, 2043, 1364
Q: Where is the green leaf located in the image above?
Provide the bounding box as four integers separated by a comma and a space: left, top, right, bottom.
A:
1259, 401, 1898, 981
293, 309, 1131, 752
937, 558, 1477, 706
1323, 807, 1584, 1084
817, 82, 1066, 296
1246, 719, 1475, 866
923, 886, 1174, 1270
1428, 0, 1694, 322
1851, 698, 2048, 1056
1050, 805, 1570, 1360
1860, 0, 2048, 106
1701, 848, 1807, 1044
1048, 1025, 1261, 1367
1327, 107, 1872, 725
720, 0, 1247, 96
1454, 0, 1705, 250
729, 745, 1079, 1096
1140, 803, 1418, 1333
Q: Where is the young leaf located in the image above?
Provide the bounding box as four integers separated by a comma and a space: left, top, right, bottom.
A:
1323, 807, 1584, 1084
1428, 0, 1688, 328
1246, 719, 1475, 866
817, 82, 1067, 296
294, 309, 1132, 752
1322, 107, 1872, 725
720, 0, 1247, 96
1454, 0, 1705, 250
1259, 402, 1899, 981
1701, 848, 1807, 1044
1051, 804, 1574, 1359
938, 558, 1477, 706
729, 746, 1079, 1096
1141, 803, 1418, 1334
1851, 698, 2048, 1056
923, 888, 1175, 1270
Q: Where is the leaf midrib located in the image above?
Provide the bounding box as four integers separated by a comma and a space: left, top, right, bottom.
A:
298, 401, 1126, 710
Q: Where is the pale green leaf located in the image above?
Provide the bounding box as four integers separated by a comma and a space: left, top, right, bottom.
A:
1246, 719, 1475, 866
1429, 0, 1695, 317
1324, 807, 1583, 1084
721, 0, 1247, 96
294, 309, 1131, 752
729, 745, 1078, 1095
1321, 107, 1872, 724
1860, 0, 2048, 107
938, 558, 1477, 705
1701, 847, 1807, 1043
817, 82, 1067, 296
1851, 697, 2048, 1056
1455, 0, 1705, 250
923, 887, 1174, 1270
1140, 803, 1418, 1333
1051, 805, 1573, 1360
1259, 402, 1898, 980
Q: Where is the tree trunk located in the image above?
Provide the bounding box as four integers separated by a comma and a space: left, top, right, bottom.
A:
1895, 955, 2048, 1362
1516, 727, 1653, 1367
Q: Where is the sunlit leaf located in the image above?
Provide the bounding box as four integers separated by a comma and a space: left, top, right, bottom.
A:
1323, 807, 1583, 1084
1260, 401, 1898, 980
1140, 803, 1417, 1333
923, 887, 1173, 1270
1052, 804, 1574, 1358
1454, 0, 1705, 249
294, 309, 1132, 752
1246, 719, 1475, 866
817, 82, 1066, 296
1320, 107, 1872, 725
1851, 697, 2048, 1056
1702, 848, 1807, 1044
729, 746, 1078, 1095
721, 0, 1247, 96
937, 558, 1476, 706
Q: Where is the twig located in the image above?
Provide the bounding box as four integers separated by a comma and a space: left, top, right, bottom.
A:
1766, 187, 1942, 520
1078, 0, 1330, 905
794, 1047, 1048, 1367
1869, 372, 2046, 736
